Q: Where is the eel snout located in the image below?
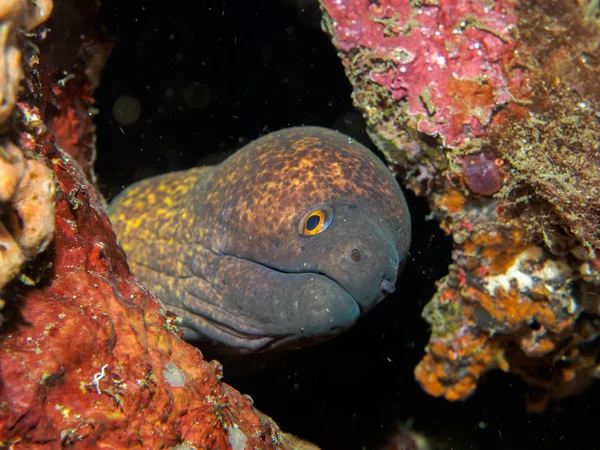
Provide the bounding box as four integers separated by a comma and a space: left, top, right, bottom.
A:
293, 206, 404, 316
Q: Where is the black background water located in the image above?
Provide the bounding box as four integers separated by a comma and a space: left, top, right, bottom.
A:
95, 1, 600, 448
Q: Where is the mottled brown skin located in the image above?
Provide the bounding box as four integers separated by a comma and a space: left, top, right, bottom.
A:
109, 127, 411, 352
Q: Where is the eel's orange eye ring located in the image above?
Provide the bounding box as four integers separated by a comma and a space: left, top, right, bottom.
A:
298, 205, 334, 236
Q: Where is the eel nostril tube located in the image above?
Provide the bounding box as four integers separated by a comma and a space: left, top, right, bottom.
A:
380, 278, 396, 294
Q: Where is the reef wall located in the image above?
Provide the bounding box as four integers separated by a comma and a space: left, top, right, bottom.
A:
0, 1, 315, 448
320, 0, 600, 410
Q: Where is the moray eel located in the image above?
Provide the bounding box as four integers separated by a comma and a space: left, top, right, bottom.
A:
109, 127, 411, 353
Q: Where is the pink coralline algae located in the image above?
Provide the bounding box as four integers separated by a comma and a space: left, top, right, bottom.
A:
322, 0, 600, 410
322, 0, 523, 147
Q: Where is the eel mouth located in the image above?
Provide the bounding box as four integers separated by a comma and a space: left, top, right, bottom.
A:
181, 252, 362, 353
180, 304, 353, 354
180, 313, 291, 353
182, 316, 350, 354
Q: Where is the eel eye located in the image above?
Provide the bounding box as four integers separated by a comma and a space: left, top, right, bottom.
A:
298, 205, 334, 236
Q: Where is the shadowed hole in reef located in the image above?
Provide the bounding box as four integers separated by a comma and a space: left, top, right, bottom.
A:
94, 1, 600, 449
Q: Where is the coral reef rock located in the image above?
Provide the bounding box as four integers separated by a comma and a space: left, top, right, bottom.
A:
320, 0, 600, 410
0, 0, 316, 448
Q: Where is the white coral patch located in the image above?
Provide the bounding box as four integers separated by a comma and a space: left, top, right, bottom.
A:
484, 247, 542, 295
163, 362, 186, 387
483, 246, 573, 296
226, 425, 247, 450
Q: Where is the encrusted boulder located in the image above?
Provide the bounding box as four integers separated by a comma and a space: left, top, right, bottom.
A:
320, 0, 600, 409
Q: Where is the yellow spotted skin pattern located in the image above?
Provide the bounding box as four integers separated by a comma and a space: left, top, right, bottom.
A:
109, 127, 411, 353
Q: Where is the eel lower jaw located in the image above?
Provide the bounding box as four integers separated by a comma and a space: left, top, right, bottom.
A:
177, 294, 359, 355
183, 319, 351, 354
177, 250, 364, 353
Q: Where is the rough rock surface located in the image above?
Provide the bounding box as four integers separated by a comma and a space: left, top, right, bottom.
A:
0, 0, 56, 320
0, 1, 316, 448
320, 0, 600, 409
